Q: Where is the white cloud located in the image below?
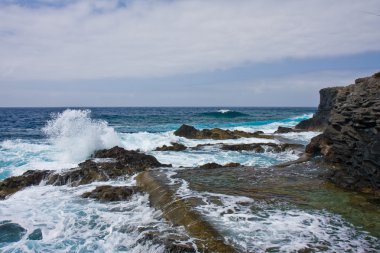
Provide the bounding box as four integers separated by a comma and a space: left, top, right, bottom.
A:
0, 0, 379, 80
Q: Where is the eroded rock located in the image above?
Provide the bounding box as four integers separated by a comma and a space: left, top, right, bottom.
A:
199, 162, 241, 169
155, 142, 187, 151
221, 143, 304, 153
82, 185, 141, 201
303, 72, 380, 191
0, 170, 52, 200
174, 124, 273, 140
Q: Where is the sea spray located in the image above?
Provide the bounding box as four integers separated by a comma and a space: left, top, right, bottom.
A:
43, 109, 121, 163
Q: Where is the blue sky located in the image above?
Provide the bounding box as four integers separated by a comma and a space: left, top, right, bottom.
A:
0, 0, 379, 106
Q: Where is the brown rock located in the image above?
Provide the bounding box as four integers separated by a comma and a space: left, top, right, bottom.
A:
82, 185, 140, 201
174, 124, 273, 140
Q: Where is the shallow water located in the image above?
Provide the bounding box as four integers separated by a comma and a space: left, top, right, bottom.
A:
0, 107, 379, 252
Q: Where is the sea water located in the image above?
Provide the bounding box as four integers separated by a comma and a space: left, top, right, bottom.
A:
0, 107, 378, 252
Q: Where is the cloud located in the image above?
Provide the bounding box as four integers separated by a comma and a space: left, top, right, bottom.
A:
0, 0, 379, 80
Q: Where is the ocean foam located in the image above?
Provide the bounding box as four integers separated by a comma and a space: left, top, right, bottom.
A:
167, 172, 380, 253
0, 179, 192, 252
43, 109, 121, 163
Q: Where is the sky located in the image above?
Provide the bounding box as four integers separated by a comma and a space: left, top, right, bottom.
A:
0, 0, 379, 107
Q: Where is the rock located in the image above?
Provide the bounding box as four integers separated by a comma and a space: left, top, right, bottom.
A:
274, 126, 304, 134
1, 147, 169, 198
93, 146, 168, 169
48, 147, 170, 186
27, 228, 43, 240
0, 170, 52, 200
0, 221, 27, 243
221, 143, 304, 153
155, 142, 187, 151
296, 87, 342, 131
82, 185, 141, 201
199, 162, 241, 169
304, 72, 380, 191
174, 124, 273, 140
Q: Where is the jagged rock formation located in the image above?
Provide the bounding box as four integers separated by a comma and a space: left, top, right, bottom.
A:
296, 87, 342, 131
154, 142, 187, 151
0, 147, 168, 199
174, 124, 273, 140
221, 143, 304, 153
304, 72, 380, 191
82, 185, 141, 201
198, 162, 241, 169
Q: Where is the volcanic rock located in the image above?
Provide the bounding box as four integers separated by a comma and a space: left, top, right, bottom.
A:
296, 87, 342, 131
0, 170, 52, 200
199, 162, 241, 169
221, 143, 304, 153
0, 147, 169, 198
274, 126, 303, 134
304, 72, 380, 191
82, 185, 141, 201
155, 142, 187, 151
174, 124, 273, 140
0, 221, 27, 243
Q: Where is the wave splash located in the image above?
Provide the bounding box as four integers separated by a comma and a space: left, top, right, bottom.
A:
43, 109, 121, 163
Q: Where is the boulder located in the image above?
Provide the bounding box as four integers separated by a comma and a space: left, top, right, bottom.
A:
274, 126, 303, 134
155, 142, 187, 151
82, 185, 141, 201
199, 162, 241, 169
174, 124, 273, 140
27, 228, 43, 240
0, 170, 52, 200
0, 147, 169, 198
221, 143, 304, 153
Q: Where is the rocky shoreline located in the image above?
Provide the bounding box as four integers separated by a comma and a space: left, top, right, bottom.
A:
303, 71, 380, 193
1, 72, 379, 251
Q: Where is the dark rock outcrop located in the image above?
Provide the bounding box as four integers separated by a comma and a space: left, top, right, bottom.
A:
155, 142, 187, 151
174, 124, 273, 140
199, 162, 241, 169
305, 72, 380, 191
296, 87, 342, 131
82, 185, 141, 201
0, 147, 168, 199
221, 143, 304, 153
0, 170, 52, 200
27, 228, 43, 240
274, 126, 303, 134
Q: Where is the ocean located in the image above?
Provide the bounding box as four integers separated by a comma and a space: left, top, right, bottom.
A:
0, 107, 379, 252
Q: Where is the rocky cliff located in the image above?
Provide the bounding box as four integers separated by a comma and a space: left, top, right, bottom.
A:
304, 71, 380, 192
296, 87, 342, 131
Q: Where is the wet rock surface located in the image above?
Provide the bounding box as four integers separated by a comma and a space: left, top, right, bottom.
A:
27, 228, 43, 240
0, 170, 52, 200
303, 72, 380, 191
155, 142, 187, 151
274, 126, 304, 134
174, 124, 273, 140
296, 87, 342, 131
221, 143, 304, 153
0, 146, 169, 198
198, 162, 241, 169
82, 185, 141, 201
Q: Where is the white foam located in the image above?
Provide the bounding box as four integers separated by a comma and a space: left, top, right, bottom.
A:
42, 109, 121, 163
167, 172, 380, 253
218, 109, 231, 114
0, 179, 192, 252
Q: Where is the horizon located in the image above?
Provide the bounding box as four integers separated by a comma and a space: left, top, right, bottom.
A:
1, 0, 379, 107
